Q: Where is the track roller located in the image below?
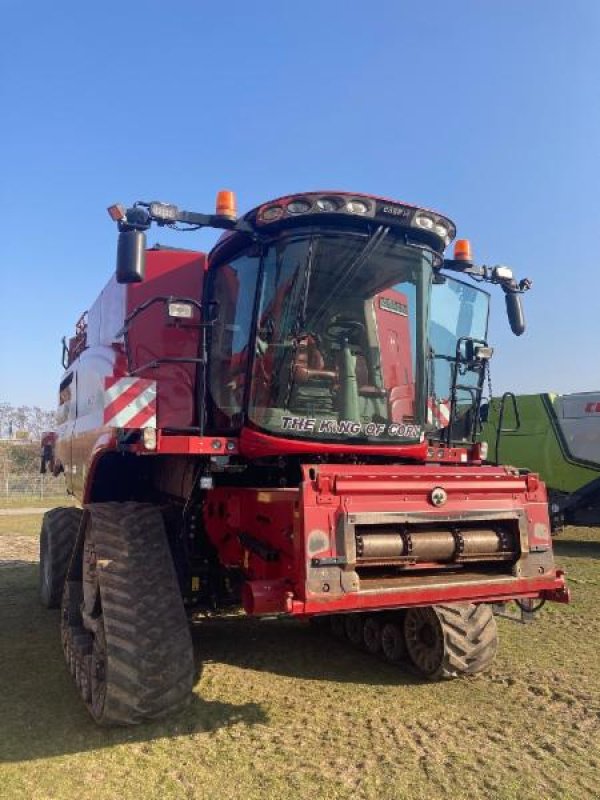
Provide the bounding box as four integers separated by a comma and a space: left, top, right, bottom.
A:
362, 616, 382, 654
345, 614, 365, 647
381, 616, 407, 663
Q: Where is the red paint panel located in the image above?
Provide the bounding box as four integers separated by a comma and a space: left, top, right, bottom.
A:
126, 249, 206, 429
294, 572, 568, 616
203, 487, 298, 585
371, 288, 414, 422
196, 465, 564, 619
154, 435, 238, 455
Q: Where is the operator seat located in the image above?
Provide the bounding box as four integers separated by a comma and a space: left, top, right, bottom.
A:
292, 335, 336, 384
354, 354, 386, 398
330, 318, 385, 398
286, 334, 337, 415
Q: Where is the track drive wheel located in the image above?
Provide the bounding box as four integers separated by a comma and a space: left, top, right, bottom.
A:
381, 615, 406, 663
39, 506, 83, 608
403, 603, 497, 679
61, 502, 194, 725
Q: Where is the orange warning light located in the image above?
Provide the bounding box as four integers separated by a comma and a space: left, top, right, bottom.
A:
453, 239, 473, 263
215, 190, 237, 220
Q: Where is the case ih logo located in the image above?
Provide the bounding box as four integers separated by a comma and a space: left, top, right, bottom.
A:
104, 377, 157, 428
379, 296, 408, 316
584, 402, 600, 413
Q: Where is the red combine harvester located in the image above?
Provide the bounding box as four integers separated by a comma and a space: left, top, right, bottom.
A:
40, 190, 568, 725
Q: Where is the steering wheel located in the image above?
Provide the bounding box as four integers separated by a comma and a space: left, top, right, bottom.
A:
324, 319, 365, 345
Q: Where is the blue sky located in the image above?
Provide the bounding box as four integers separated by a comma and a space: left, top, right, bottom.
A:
1, 1, 599, 408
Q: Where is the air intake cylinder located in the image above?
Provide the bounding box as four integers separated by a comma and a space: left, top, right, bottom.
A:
355, 526, 516, 564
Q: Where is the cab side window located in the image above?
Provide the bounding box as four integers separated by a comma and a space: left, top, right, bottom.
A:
57, 372, 76, 425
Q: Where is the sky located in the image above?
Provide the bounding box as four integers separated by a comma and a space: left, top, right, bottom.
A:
1, 1, 599, 409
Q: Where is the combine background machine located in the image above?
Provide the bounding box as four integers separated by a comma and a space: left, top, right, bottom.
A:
40, 189, 568, 725
482, 391, 600, 528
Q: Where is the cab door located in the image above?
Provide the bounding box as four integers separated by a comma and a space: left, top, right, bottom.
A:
55, 370, 76, 492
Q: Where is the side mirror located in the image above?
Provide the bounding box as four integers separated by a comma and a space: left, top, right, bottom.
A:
505, 291, 525, 336
116, 229, 146, 284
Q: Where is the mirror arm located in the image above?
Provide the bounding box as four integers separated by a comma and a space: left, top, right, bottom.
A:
441, 258, 531, 337
116, 203, 256, 236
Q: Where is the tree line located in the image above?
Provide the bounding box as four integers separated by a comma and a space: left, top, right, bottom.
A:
0, 401, 56, 441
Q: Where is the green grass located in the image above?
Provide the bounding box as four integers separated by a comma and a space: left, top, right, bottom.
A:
0, 515, 47, 535
0, 495, 75, 509
0, 518, 599, 800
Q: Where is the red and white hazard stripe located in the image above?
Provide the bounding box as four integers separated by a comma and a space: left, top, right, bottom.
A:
427, 397, 451, 428
104, 377, 157, 429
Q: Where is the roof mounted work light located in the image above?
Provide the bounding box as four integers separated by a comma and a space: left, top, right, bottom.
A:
252, 191, 456, 251
149, 202, 179, 223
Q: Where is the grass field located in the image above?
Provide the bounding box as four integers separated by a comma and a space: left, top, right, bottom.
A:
0, 495, 76, 510
1, 513, 599, 800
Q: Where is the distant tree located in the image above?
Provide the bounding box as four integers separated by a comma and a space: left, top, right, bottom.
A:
0, 402, 11, 438
0, 400, 56, 440
6, 443, 39, 473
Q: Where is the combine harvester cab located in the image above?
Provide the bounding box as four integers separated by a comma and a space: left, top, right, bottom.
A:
482, 391, 600, 529
40, 190, 568, 725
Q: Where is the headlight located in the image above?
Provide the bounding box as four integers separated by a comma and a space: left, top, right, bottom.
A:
286, 199, 312, 215
143, 427, 157, 451
316, 196, 340, 212
149, 202, 179, 222
414, 214, 434, 230
493, 266, 514, 281
346, 199, 369, 214
261, 205, 284, 221
168, 302, 194, 319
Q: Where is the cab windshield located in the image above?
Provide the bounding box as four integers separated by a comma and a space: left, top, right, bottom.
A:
208, 228, 433, 444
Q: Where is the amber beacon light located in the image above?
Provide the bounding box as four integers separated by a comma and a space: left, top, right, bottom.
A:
453, 238, 473, 263
215, 190, 237, 220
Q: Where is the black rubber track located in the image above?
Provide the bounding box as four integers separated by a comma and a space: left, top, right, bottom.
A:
404, 603, 498, 679
64, 502, 194, 725
39, 506, 83, 608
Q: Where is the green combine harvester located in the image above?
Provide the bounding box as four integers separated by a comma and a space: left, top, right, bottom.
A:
481, 391, 600, 529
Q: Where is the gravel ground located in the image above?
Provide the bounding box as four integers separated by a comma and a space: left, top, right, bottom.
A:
0, 535, 39, 567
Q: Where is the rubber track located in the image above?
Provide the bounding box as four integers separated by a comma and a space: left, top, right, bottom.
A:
85, 502, 194, 725
39, 507, 83, 608
434, 603, 498, 677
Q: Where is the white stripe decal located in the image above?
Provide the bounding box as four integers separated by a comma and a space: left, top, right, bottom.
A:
104, 385, 157, 427
427, 399, 450, 427
104, 379, 157, 429
104, 378, 143, 405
